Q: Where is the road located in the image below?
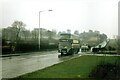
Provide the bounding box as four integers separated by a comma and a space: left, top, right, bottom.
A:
1, 50, 81, 78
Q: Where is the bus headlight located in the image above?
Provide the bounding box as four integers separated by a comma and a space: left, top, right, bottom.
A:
64, 46, 67, 48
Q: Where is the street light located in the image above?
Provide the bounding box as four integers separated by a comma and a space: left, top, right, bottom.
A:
39, 10, 53, 50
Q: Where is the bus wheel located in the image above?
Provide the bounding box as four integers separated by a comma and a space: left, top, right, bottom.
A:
58, 54, 62, 58
61, 52, 64, 55
76, 49, 79, 54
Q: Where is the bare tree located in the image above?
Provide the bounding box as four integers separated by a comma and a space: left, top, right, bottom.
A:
11, 21, 26, 43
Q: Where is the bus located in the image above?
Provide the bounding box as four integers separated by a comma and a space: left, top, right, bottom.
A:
58, 33, 80, 56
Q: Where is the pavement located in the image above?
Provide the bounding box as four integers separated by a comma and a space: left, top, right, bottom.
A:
0, 54, 20, 57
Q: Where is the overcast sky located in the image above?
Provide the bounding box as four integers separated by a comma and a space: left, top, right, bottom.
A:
1, 0, 119, 38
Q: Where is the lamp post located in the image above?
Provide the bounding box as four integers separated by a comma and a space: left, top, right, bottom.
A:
39, 10, 52, 50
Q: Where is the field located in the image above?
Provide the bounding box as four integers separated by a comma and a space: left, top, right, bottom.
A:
10, 55, 119, 79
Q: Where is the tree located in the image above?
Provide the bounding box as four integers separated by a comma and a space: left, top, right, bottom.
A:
58, 31, 62, 35
89, 30, 93, 33
67, 29, 71, 34
98, 34, 107, 43
31, 28, 39, 41
22, 30, 31, 40
74, 30, 79, 35
11, 21, 26, 43
115, 36, 120, 54
117, 39, 120, 54
2, 27, 18, 42
52, 29, 57, 34
51, 29, 57, 39
2, 21, 26, 53
47, 30, 54, 39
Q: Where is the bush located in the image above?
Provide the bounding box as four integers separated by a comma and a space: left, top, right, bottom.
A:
89, 60, 120, 79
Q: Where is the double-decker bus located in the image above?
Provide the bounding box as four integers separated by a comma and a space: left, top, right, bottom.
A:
58, 33, 80, 56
